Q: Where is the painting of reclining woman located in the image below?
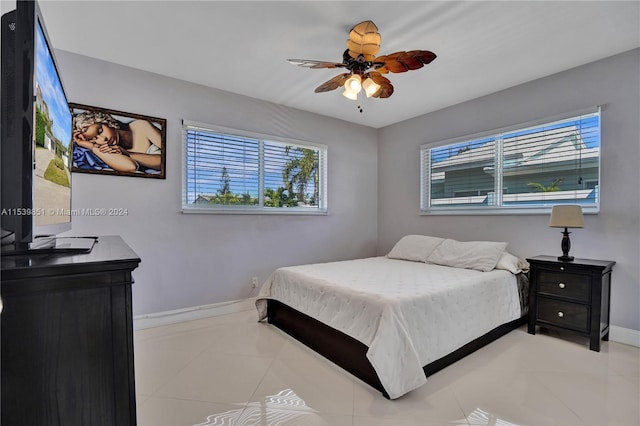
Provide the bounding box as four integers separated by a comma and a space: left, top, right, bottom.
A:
70, 103, 166, 178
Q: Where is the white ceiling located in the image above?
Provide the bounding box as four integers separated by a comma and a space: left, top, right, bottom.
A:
35, 1, 640, 128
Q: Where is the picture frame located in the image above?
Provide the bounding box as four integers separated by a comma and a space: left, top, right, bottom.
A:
69, 103, 166, 179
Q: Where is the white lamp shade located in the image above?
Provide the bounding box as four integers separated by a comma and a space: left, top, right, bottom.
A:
344, 74, 362, 92
362, 77, 381, 98
549, 205, 584, 228
342, 88, 358, 100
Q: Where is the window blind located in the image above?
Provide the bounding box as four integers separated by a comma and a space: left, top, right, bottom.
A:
421, 108, 600, 214
183, 121, 327, 214
185, 129, 260, 206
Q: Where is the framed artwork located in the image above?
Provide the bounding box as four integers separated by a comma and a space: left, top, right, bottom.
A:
69, 103, 166, 179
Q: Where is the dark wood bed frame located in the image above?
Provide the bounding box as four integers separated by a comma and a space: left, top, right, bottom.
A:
267, 299, 526, 399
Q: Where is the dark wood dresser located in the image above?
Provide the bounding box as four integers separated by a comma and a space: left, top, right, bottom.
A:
527, 255, 615, 351
1, 235, 140, 425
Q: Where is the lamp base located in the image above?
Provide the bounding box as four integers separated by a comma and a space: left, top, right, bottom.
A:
558, 228, 574, 262
557, 255, 575, 262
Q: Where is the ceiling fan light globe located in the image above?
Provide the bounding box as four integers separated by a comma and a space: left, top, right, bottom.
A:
342, 88, 359, 100
362, 78, 381, 98
345, 74, 362, 92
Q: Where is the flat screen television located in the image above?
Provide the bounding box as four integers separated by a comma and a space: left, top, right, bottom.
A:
1, 0, 94, 254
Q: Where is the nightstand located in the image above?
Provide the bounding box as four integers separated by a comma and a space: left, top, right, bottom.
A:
527, 255, 615, 351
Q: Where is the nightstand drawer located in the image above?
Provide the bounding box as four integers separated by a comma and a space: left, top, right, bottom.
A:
538, 271, 590, 302
537, 298, 589, 332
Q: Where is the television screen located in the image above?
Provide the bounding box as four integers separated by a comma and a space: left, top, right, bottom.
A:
33, 18, 72, 231
1, 1, 82, 253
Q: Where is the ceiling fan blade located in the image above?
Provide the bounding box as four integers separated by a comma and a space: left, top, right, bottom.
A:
314, 73, 351, 93
287, 59, 347, 69
346, 20, 381, 61
367, 72, 394, 98
374, 50, 437, 74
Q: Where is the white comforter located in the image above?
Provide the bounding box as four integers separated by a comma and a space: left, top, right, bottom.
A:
255, 257, 522, 399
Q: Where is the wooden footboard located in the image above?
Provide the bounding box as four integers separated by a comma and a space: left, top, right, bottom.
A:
267, 299, 525, 399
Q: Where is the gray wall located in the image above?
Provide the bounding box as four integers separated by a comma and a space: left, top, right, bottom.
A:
378, 49, 640, 331
20, 33, 640, 333
56, 51, 379, 316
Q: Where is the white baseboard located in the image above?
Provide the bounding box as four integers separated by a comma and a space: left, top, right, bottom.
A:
609, 325, 640, 348
134, 300, 640, 349
133, 297, 257, 330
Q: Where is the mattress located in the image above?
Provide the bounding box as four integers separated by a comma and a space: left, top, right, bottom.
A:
256, 256, 524, 399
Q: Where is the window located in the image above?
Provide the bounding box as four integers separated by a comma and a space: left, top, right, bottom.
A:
421, 108, 600, 214
182, 121, 327, 214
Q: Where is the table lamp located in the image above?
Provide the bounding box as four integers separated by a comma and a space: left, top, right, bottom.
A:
549, 205, 584, 261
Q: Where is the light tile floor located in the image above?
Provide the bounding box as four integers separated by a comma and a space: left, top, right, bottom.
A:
135, 307, 640, 426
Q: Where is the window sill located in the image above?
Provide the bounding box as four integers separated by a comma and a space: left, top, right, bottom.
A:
420, 205, 599, 216
181, 206, 328, 216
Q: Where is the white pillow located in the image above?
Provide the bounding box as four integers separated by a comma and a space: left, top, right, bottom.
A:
386, 235, 445, 263
426, 239, 508, 272
495, 252, 521, 274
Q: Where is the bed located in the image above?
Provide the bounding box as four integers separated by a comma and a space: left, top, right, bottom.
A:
255, 235, 529, 399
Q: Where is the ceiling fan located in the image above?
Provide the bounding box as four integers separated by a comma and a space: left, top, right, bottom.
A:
288, 20, 437, 112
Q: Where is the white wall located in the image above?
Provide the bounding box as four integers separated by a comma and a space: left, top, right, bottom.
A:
378, 49, 640, 332
56, 51, 378, 316
4, 0, 636, 332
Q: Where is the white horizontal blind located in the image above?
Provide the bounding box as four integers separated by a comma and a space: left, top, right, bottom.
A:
427, 136, 498, 208
421, 108, 600, 214
183, 121, 327, 213
263, 141, 322, 208
499, 113, 600, 208
185, 129, 260, 206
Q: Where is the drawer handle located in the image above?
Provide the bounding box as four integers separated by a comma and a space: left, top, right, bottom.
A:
558, 311, 564, 318
558, 283, 566, 289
